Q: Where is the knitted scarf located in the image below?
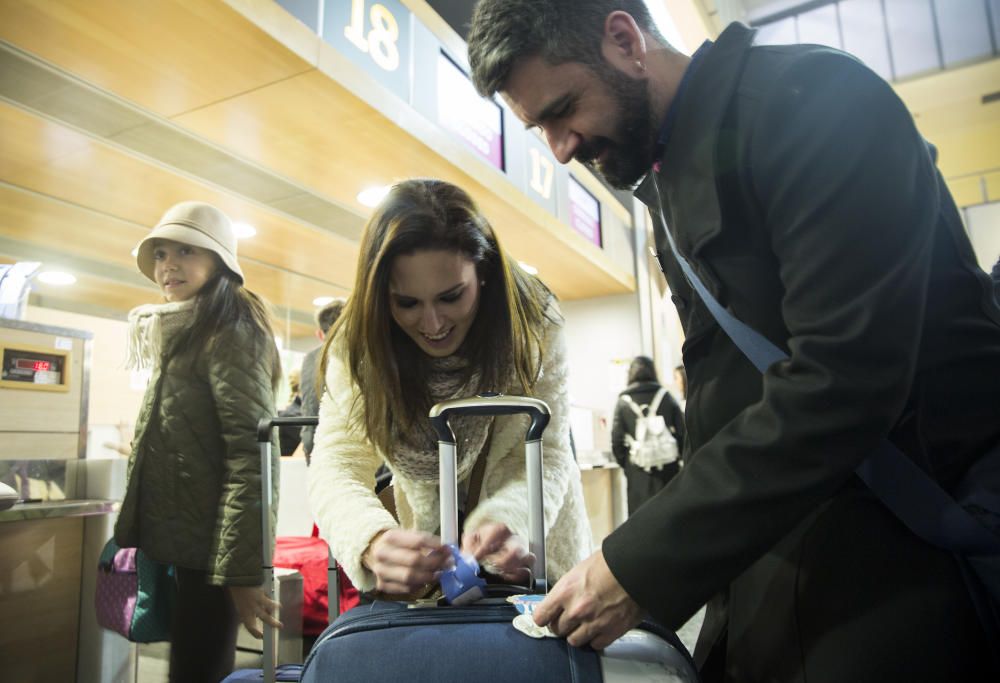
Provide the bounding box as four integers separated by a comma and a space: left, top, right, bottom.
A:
124, 299, 195, 371
389, 355, 494, 483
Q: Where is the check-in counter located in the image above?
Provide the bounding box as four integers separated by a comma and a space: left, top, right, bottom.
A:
0, 319, 132, 682
579, 460, 628, 547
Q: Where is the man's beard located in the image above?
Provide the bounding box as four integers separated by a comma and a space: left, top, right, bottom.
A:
574, 65, 657, 190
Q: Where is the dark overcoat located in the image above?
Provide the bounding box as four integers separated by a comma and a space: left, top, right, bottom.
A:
602, 23, 1000, 681
611, 381, 685, 515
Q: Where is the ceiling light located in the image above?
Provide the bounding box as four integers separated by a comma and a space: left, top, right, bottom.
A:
313, 296, 335, 307
357, 186, 391, 208
37, 271, 77, 286
518, 261, 539, 275
232, 222, 257, 239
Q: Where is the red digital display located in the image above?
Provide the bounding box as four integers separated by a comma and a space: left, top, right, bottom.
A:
14, 358, 52, 371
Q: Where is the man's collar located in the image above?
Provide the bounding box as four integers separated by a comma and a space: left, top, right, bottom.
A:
635, 23, 756, 218
653, 40, 713, 164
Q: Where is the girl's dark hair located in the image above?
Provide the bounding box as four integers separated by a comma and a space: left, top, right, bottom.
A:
322, 179, 555, 455
168, 265, 281, 392
627, 355, 658, 385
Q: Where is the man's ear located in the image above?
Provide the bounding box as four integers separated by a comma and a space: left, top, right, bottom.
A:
600, 10, 648, 75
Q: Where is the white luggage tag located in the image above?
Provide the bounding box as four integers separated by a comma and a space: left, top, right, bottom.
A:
508, 594, 557, 638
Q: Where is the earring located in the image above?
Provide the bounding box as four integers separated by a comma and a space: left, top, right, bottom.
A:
480, 280, 486, 286
635, 60, 646, 73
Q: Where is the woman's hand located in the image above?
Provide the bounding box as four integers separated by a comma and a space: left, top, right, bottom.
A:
362, 529, 451, 594
462, 522, 534, 584
227, 585, 282, 639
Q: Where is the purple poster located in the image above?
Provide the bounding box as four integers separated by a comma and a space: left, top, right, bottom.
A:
568, 176, 602, 247
437, 52, 504, 170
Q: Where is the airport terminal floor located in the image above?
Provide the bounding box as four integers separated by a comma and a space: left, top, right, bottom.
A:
1, 0, 999, 682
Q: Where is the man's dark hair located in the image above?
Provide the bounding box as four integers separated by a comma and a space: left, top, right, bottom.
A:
315, 297, 347, 334
468, 0, 666, 98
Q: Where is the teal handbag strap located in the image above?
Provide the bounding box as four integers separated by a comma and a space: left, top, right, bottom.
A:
98, 538, 120, 569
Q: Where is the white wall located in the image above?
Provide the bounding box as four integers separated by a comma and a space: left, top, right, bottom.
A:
966, 201, 1000, 272
561, 293, 644, 413
560, 294, 644, 458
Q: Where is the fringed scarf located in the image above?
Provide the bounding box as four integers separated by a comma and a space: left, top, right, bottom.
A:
124, 299, 195, 371
389, 355, 494, 484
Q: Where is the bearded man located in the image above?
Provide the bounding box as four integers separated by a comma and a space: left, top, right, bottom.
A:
468, 2, 1000, 681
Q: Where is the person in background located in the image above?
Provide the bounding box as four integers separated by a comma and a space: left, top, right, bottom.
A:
115, 201, 282, 683
672, 364, 687, 408
278, 367, 303, 456
611, 356, 684, 515
468, 0, 999, 678
300, 297, 347, 464
308, 179, 591, 598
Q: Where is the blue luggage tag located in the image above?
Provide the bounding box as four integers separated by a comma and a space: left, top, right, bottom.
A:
508, 594, 545, 615
440, 544, 487, 605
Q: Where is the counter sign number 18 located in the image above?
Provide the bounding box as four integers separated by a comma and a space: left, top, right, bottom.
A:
345, 0, 401, 72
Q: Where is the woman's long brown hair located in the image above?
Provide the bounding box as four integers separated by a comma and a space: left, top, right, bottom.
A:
321, 179, 555, 455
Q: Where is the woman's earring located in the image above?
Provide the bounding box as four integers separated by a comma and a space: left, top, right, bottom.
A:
480, 280, 486, 287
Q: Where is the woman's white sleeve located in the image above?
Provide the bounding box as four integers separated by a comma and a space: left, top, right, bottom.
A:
307, 346, 396, 592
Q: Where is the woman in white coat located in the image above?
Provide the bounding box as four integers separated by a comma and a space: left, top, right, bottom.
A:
308, 179, 591, 596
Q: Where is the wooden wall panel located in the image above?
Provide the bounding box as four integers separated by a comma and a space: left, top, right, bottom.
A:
0, 517, 84, 683
1, 432, 79, 460
0, 0, 313, 117
173, 70, 634, 299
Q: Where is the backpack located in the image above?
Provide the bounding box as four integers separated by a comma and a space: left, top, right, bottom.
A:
621, 387, 679, 472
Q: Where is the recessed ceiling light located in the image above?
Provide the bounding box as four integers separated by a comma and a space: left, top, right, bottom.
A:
313, 296, 335, 307
357, 186, 391, 208
232, 222, 257, 239
518, 261, 539, 275
37, 271, 77, 286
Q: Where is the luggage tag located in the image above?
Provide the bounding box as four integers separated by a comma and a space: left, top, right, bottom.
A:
439, 544, 487, 606
508, 594, 557, 639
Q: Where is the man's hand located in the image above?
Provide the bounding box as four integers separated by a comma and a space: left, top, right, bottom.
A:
228, 585, 282, 639
533, 549, 643, 650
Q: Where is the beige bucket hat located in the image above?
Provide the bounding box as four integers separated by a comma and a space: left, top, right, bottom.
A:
135, 201, 244, 284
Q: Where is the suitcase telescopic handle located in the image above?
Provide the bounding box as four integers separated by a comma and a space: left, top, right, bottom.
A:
257, 415, 319, 442
429, 394, 550, 443
256, 414, 322, 683
429, 394, 551, 592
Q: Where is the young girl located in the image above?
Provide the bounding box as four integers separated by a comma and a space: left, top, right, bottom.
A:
309, 179, 591, 597
115, 201, 282, 683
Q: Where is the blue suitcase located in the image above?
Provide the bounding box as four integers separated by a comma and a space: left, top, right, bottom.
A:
298, 395, 700, 682
223, 664, 303, 681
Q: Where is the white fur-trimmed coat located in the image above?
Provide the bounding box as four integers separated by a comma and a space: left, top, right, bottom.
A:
307, 311, 592, 592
